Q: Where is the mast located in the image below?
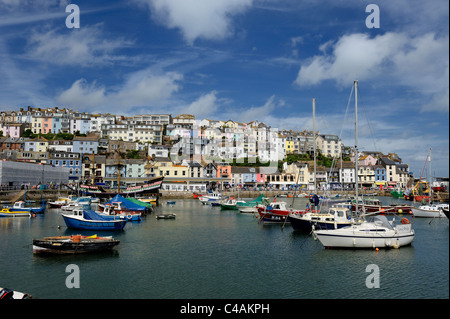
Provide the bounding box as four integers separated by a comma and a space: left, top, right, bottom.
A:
313, 98, 317, 193
354, 80, 359, 214
429, 148, 432, 204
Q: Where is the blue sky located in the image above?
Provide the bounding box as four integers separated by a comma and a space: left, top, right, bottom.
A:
0, 0, 448, 177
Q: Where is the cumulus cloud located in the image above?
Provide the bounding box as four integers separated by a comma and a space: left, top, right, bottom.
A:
135, 0, 253, 44
56, 69, 183, 112
182, 90, 220, 117
294, 32, 449, 112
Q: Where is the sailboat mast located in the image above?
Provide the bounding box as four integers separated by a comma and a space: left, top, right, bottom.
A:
313, 98, 317, 193
429, 148, 432, 204
354, 80, 359, 214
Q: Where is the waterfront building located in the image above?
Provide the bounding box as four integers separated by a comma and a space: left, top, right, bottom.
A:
358, 165, 375, 188
81, 154, 106, 185
0, 160, 69, 188
373, 164, 387, 188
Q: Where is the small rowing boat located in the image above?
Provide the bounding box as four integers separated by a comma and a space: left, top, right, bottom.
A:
33, 234, 120, 254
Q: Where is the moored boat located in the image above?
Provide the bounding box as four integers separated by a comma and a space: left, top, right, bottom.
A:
62, 210, 127, 231
0, 208, 31, 217
156, 213, 176, 219
32, 234, 120, 254
257, 201, 304, 224
219, 198, 246, 210
7, 201, 45, 214
236, 194, 267, 213
313, 215, 415, 249
411, 203, 449, 218
289, 206, 354, 231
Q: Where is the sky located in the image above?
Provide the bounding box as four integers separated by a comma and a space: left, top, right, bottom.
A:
0, 0, 448, 177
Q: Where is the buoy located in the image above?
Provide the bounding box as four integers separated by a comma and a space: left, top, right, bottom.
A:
375, 248, 379, 252
398, 209, 403, 214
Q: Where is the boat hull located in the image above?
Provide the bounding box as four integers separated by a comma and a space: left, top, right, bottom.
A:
411, 207, 446, 218
314, 225, 415, 249
0, 209, 31, 217
62, 214, 127, 231
33, 236, 120, 254
289, 214, 352, 231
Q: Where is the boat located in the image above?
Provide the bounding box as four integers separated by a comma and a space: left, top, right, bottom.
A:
313, 214, 415, 249
198, 192, 222, 205
156, 213, 176, 219
7, 201, 46, 214
351, 197, 412, 215
80, 176, 164, 199
0, 287, 32, 299
32, 234, 120, 254
257, 201, 305, 224
288, 206, 354, 231
391, 189, 404, 198
48, 197, 70, 208
219, 198, 246, 210
98, 205, 142, 221
236, 194, 267, 213
61, 196, 92, 211
0, 208, 31, 217
167, 201, 176, 205
61, 210, 127, 231
411, 203, 449, 218
100, 194, 149, 214
313, 81, 415, 249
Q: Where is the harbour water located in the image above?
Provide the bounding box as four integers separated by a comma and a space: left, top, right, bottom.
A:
0, 196, 448, 300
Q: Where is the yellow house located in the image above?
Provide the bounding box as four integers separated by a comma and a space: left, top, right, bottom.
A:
32, 116, 45, 134
152, 157, 189, 178
286, 140, 294, 154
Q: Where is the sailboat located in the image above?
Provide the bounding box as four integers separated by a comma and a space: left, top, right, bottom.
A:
313, 81, 415, 249
411, 149, 448, 218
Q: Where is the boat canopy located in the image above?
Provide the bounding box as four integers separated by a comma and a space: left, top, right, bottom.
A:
105, 195, 146, 211
365, 215, 393, 229
126, 198, 152, 209
237, 194, 266, 207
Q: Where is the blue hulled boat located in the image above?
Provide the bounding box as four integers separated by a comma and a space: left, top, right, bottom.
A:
7, 201, 46, 214
62, 210, 127, 231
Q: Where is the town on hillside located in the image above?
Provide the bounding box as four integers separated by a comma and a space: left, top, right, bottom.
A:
0, 106, 424, 192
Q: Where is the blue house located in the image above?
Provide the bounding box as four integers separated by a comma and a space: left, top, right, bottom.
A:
72, 137, 99, 155
373, 164, 386, 187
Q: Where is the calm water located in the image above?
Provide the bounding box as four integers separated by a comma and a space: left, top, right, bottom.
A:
0, 196, 448, 299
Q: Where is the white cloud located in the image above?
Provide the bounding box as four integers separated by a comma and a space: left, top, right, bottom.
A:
26, 24, 133, 66
56, 69, 183, 112
182, 91, 220, 117
295, 32, 449, 112
135, 0, 253, 44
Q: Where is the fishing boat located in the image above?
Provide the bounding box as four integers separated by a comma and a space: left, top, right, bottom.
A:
100, 195, 149, 214
61, 197, 92, 211
198, 192, 222, 205
257, 201, 304, 224
48, 197, 70, 208
289, 206, 354, 231
313, 215, 415, 249
156, 213, 176, 219
236, 194, 267, 213
0, 208, 31, 217
61, 210, 127, 231
411, 203, 449, 218
219, 198, 246, 210
391, 189, 404, 199
7, 201, 46, 214
98, 205, 141, 221
32, 234, 120, 254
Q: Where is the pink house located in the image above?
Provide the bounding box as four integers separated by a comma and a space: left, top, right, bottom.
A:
358, 155, 377, 166
42, 117, 53, 134
2, 123, 25, 138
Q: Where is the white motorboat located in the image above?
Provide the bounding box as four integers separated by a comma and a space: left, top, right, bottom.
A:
411, 203, 449, 218
198, 192, 222, 205
313, 215, 415, 249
